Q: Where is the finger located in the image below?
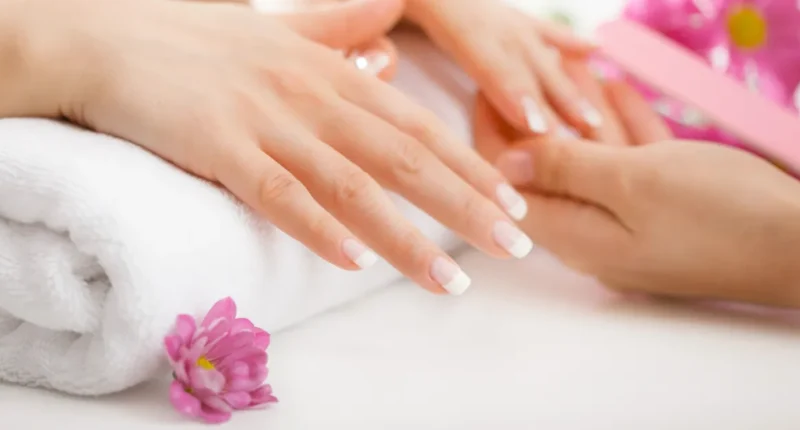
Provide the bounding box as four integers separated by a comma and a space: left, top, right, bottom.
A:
346, 37, 398, 81
309, 96, 534, 263
517, 192, 629, 268
533, 17, 597, 55
413, 17, 561, 135
214, 145, 371, 272
259, 113, 475, 295
275, 0, 404, 50
494, 138, 629, 208
605, 81, 673, 145
560, 58, 631, 145
473, 91, 524, 164
334, 67, 532, 222
526, 41, 603, 133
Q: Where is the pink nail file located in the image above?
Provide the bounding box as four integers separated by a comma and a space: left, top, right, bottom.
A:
594, 19, 800, 173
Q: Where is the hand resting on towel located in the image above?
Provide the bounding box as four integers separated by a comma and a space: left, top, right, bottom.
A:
0, 0, 535, 295
475, 59, 800, 308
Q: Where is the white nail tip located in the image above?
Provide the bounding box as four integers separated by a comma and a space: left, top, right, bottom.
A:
580, 101, 603, 128
522, 96, 548, 133
443, 270, 472, 296
493, 221, 534, 259
507, 234, 534, 259
506, 199, 528, 221
496, 183, 528, 221
342, 239, 378, 269
353, 249, 378, 269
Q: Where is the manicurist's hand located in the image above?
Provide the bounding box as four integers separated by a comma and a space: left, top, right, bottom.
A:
475, 66, 800, 308
404, 0, 600, 136
3, 0, 534, 295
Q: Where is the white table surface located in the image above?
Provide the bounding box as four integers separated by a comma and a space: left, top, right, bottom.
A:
5, 0, 800, 429
3, 249, 800, 429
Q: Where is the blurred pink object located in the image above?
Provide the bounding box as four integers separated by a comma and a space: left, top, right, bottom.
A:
164, 297, 276, 424
603, 0, 800, 144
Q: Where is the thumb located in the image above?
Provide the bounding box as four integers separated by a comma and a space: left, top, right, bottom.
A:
495, 139, 627, 207
273, 0, 404, 49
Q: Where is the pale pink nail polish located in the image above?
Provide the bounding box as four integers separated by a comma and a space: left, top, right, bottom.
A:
342, 238, 378, 269
492, 221, 533, 259
348, 51, 391, 76
496, 183, 528, 220
521, 96, 548, 133
430, 257, 471, 295
496, 150, 535, 184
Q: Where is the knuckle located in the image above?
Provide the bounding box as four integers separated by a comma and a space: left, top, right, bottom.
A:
258, 171, 303, 205
330, 169, 376, 208
539, 143, 574, 192
459, 193, 489, 231
387, 139, 428, 184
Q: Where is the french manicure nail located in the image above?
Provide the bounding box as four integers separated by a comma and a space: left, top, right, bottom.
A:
430, 257, 471, 295
495, 150, 535, 185
496, 183, 528, 220
579, 99, 602, 128
342, 238, 378, 269
557, 125, 579, 138
493, 221, 534, 259
348, 51, 391, 76
521, 96, 548, 134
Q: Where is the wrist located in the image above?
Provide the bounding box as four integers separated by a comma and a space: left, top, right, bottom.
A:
0, 0, 93, 118
763, 185, 800, 308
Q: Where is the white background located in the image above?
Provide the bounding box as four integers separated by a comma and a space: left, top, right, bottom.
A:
3, 1, 800, 429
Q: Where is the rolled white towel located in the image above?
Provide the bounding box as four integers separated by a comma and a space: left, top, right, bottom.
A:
0, 29, 473, 396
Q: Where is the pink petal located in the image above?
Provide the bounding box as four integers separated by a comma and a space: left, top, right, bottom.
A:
206, 332, 255, 362
169, 380, 202, 419
174, 314, 197, 344
227, 375, 264, 393
249, 385, 278, 406
189, 367, 226, 394
198, 319, 233, 351
172, 359, 192, 384
201, 297, 237, 329
230, 318, 255, 335
223, 391, 252, 410
217, 347, 266, 370
253, 329, 271, 350
202, 395, 233, 413
163, 335, 183, 363
198, 406, 232, 424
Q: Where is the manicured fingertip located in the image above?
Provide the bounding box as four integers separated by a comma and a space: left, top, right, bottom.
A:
521, 96, 549, 134
342, 238, 379, 269
495, 183, 528, 220
430, 257, 471, 295
496, 150, 535, 185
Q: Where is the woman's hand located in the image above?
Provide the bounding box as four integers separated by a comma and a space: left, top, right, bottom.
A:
475, 66, 800, 307
15, 0, 535, 295
404, 0, 599, 136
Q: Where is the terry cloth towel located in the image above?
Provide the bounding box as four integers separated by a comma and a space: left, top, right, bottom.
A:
0, 17, 481, 394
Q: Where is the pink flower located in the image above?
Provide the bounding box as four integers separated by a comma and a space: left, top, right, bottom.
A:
614, 0, 800, 145
164, 297, 277, 424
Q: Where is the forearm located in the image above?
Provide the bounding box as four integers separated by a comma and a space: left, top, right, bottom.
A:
0, 0, 78, 118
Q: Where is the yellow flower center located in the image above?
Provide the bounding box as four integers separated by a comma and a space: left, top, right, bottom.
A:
197, 356, 215, 370
727, 5, 767, 50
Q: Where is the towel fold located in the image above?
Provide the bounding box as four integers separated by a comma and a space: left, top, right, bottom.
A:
0, 28, 475, 395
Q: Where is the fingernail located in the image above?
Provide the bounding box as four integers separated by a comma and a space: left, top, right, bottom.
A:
430, 257, 471, 295
521, 96, 548, 134
493, 221, 534, 259
496, 183, 528, 220
348, 51, 391, 76
495, 150, 535, 185
579, 99, 602, 128
342, 238, 378, 269
557, 125, 579, 138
